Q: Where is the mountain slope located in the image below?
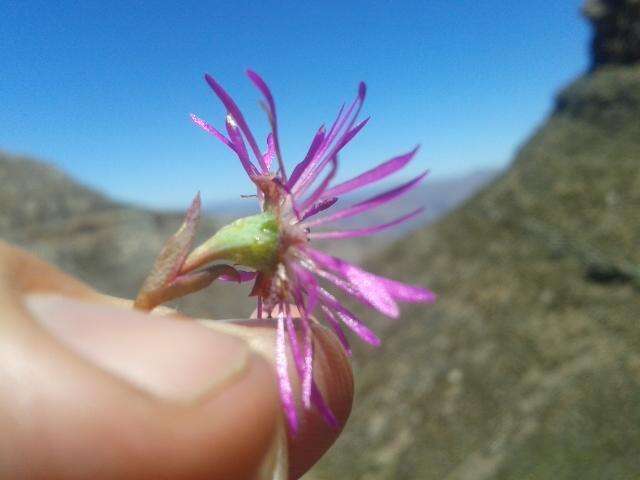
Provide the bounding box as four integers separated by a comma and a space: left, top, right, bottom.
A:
310, 43, 640, 480
0, 152, 257, 319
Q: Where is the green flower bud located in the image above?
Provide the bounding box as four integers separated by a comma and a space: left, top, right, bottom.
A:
183, 211, 279, 273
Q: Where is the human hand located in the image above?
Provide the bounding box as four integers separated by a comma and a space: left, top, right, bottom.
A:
0, 241, 353, 479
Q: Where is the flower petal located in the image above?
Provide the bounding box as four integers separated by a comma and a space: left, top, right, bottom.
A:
283, 305, 313, 411
311, 382, 339, 429
190, 114, 234, 150
246, 69, 286, 178
287, 125, 326, 190
291, 263, 319, 314
262, 133, 276, 171
285, 307, 303, 369
300, 197, 338, 222
317, 287, 381, 346
292, 83, 366, 195
343, 267, 399, 318
322, 82, 366, 150
277, 312, 298, 434
303, 249, 399, 318
305, 170, 428, 228
319, 305, 352, 356
334, 306, 381, 347
204, 73, 264, 169
225, 115, 260, 178
309, 207, 425, 240
377, 277, 437, 304
299, 156, 338, 212
320, 147, 419, 199
301, 318, 314, 409
305, 247, 436, 305
295, 118, 369, 197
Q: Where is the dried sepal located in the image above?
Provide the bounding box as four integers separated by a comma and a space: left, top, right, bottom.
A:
135, 193, 202, 310
134, 265, 240, 311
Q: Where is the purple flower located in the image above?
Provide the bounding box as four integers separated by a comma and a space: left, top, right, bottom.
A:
185, 71, 436, 434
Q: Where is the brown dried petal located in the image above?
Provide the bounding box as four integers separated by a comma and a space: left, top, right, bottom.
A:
134, 193, 201, 310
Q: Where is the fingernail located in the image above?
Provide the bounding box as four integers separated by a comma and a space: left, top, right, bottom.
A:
25, 294, 250, 404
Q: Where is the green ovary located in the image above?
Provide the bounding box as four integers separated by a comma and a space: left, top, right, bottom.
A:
201, 211, 280, 271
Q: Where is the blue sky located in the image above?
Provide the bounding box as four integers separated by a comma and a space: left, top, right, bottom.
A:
1, 0, 589, 209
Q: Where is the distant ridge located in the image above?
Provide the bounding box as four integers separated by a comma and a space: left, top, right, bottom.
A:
0, 151, 254, 319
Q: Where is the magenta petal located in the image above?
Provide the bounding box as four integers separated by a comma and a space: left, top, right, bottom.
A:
311, 382, 339, 429
322, 103, 346, 148
284, 307, 313, 411
287, 125, 326, 190
310, 207, 425, 240
305, 247, 431, 316
277, 312, 298, 434
299, 156, 338, 211
351, 82, 367, 131
301, 318, 314, 409
285, 308, 303, 368
292, 263, 319, 314
334, 306, 381, 346
247, 69, 276, 117
292, 83, 366, 196
204, 74, 263, 165
311, 265, 364, 298
318, 288, 381, 346
379, 277, 437, 303
304, 251, 399, 318
246, 69, 286, 178
311, 264, 389, 316
358, 81, 367, 102
305, 170, 428, 228
325, 82, 366, 148
190, 114, 234, 150
303, 247, 344, 272
263, 133, 275, 172
306, 247, 436, 305
345, 267, 400, 318
320, 147, 419, 199
331, 116, 369, 156
225, 115, 260, 178
296, 118, 370, 197
300, 197, 338, 222
290, 299, 339, 425
320, 305, 352, 356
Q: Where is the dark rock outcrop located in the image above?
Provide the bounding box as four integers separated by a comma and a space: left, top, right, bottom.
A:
584, 0, 640, 68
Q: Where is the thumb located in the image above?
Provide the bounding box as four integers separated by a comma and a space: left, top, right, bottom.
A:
0, 242, 353, 479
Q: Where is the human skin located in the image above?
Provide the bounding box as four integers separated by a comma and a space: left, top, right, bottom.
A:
0, 241, 353, 479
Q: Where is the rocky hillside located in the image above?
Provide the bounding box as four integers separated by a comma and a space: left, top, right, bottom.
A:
310, 3, 640, 479
0, 151, 256, 318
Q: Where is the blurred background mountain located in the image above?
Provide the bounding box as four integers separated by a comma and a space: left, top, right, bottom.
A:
1, 1, 639, 479
311, 1, 640, 478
